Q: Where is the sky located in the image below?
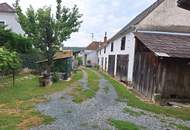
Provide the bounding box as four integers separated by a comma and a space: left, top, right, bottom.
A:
1, 0, 156, 47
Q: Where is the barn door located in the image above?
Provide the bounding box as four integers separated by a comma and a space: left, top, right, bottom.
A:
116, 55, 129, 83
108, 55, 115, 76
105, 57, 107, 71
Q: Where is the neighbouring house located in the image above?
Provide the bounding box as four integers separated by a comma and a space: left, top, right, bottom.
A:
37, 50, 73, 80
0, 3, 24, 35
133, 32, 190, 103
178, 0, 190, 10
82, 34, 107, 67
98, 0, 190, 85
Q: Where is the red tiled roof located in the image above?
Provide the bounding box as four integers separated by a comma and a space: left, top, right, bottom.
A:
86, 41, 103, 50
0, 3, 15, 13
135, 32, 190, 59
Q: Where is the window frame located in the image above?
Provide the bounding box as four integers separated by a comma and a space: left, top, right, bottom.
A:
121, 36, 126, 50
111, 42, 114, 52
0, 21, 5, 26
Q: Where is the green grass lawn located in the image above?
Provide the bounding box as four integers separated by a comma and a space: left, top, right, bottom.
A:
176, 124, 190, 130
71, 68, 100, 103
109, 119, 145, 130
101, 71, 190, 121
0, 70, 83, 130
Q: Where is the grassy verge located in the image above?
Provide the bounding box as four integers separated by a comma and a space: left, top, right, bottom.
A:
176, 125, 190, 130
101, 72, 190, 120
0, 70, 83, 130
71, 68, 100, 103
109, 119, 145, 130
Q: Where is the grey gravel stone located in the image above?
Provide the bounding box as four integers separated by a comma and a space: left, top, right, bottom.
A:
30, 70, 190, 130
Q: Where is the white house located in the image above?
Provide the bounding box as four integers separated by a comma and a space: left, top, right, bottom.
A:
0, 3, 24, 35
82, 34, 107, 67
81, 41, 101, 67
98, 0, 190, 84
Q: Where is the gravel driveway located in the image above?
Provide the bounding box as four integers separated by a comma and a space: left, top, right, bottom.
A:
30, 69, 190, 130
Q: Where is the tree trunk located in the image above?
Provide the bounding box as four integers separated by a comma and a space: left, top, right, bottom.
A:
12, 70, 15, 87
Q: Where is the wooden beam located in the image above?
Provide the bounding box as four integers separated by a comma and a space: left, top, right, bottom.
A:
178, 0, 190, 11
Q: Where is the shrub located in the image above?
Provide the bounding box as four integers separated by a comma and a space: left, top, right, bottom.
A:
52, 73, 59, 83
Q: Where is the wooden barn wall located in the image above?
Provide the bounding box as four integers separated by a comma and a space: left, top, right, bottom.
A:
160, 59, 190, 100
133, 38, 190, 101
133, 39, 159, 99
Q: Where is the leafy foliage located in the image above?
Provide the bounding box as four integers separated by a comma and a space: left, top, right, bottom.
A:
15, 0, 82, 74
20, 49, 44, 69
0, 26, 32, 53
0, 48, 21, 86
52, 72, 59, 83
0, 48, 21, 71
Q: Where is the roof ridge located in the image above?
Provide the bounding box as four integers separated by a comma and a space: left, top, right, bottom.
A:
110, 0, 165, 41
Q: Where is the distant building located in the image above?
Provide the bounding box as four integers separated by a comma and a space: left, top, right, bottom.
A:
82, 33, 107, 67
0, 3, 24, 35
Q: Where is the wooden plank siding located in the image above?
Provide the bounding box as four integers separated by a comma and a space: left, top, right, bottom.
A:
133, 38, 190, 102
133, 39, 159, 99
116, 55, 129, 83
161, 59, 190, 100
108, 55, 115, 76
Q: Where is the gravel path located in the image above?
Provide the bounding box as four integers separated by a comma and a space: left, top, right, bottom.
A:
30, 69, 190, 130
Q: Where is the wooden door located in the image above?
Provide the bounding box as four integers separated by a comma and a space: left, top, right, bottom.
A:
108, 55, 115, 76
116, 55, 129, 82
105, 57, 107, 71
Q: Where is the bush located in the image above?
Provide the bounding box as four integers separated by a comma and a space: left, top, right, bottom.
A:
0, 26, 32, 53
94, 64, 100, 70
52, 73, 59, 83
76, 56, 82, 66
19, 49, 44, 69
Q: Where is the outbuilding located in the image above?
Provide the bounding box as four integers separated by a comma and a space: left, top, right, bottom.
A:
37, 50, 73, 79
133, 32, 190, 103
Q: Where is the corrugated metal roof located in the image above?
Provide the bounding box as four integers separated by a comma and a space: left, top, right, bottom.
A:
0, 3, 15, 13
135, 32, 190, 59
110, 0, 165, 41
37, 50, 73, 63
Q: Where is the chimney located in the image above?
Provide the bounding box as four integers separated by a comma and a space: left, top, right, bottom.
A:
104, 32, 107, 43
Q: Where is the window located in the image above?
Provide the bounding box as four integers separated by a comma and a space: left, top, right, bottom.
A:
111, 42, 114, 52
121, 36, 126, 50
0, 21, 5, 26
104, 47, 106, 53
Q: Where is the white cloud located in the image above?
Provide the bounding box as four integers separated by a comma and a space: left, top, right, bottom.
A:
0, 0, 156, 47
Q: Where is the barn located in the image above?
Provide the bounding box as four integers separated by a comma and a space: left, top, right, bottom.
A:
133, 32, 190, 103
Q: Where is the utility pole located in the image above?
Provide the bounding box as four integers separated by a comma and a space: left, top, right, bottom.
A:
91, 33, 94, 42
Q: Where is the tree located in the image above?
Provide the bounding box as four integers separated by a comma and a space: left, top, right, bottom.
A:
0, 48, 21, 86
0, 26, 32, 53
15, 0, 82, 77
